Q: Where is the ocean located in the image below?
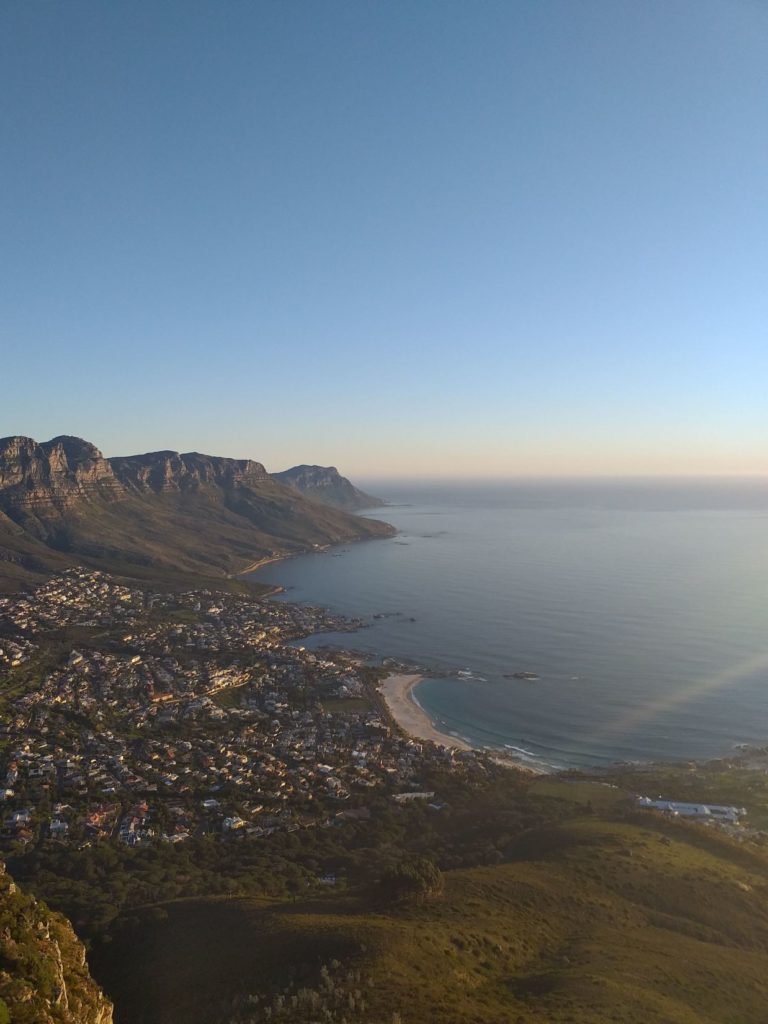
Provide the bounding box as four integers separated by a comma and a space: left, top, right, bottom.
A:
251, 479, 768, 771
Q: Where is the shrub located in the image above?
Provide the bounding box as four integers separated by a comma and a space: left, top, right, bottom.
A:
376, 857, 443, 905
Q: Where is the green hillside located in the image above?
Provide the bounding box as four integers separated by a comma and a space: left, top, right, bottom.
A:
90, 784, 768, 1024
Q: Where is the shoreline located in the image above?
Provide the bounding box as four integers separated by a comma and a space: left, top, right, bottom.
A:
234, 554, 289, 576
237, 539, 548, 770
378, 673, 474, 751
237, 543, 336, 578
239, 550, 659, 775
378, 672, 548, 773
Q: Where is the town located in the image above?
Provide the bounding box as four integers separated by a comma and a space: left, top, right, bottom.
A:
0, 568, 476, 852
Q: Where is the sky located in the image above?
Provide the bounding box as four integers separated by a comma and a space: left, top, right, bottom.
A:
1, 0, 766, 478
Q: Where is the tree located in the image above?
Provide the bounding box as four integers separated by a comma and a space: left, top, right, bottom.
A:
376, 856, 443, 905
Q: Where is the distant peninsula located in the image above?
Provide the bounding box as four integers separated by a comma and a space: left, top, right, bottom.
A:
273, 464, 384, 511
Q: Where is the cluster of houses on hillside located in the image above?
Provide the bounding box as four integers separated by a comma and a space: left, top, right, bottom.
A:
0, 569, 474, 850
0, 635, 36, 669
0, 571, 146, 635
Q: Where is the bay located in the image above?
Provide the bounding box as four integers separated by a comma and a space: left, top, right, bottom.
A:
251, 479, 768, 770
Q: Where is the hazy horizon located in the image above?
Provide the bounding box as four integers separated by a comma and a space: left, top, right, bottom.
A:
2, 428, 767, 481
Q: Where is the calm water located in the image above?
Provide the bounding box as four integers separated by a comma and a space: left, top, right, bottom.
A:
252, 480, 768, 770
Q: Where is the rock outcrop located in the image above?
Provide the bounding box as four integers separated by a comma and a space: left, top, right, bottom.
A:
273, 464, 383, 510
0, 862, 113, 1023
0, 436, 122, 515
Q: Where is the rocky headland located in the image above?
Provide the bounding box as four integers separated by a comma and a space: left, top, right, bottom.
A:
272, 464, 384, 510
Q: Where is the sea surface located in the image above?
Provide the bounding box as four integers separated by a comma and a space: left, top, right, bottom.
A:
252, 479, 768, 771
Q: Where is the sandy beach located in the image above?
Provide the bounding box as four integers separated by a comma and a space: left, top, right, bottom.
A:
378, 673, 474, 751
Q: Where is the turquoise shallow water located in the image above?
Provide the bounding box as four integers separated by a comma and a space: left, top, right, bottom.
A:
252, 479, 768, 770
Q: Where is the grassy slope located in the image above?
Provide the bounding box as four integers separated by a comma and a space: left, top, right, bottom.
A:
93, 795, 768, 1024
0, 479, 393, 592
0, 510, 74, 593
593, 761, 768, 830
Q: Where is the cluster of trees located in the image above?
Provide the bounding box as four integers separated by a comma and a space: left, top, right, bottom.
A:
7, 761, 575, 947
376, 856, 443, 904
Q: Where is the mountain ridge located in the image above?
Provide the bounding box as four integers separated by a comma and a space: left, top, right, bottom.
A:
110, 449, 271, 493
0, 435, 394, 592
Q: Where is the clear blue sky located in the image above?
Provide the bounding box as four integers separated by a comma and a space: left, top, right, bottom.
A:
2, 1, 766, 477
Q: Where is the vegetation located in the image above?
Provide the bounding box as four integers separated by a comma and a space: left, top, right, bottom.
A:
85, 805, 768, 1024
0, 865, 112, 1024
8, 769, 768, 1024
375, 856, 443, 905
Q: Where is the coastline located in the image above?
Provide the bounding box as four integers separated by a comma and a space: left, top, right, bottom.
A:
242, 550, 549, 772
235, 554, 288, 576
378, 672, 548, 773
234, 512, 766, 776
237, 544, 335, 578
241, 541, 549, 771
378, 673, 474, 751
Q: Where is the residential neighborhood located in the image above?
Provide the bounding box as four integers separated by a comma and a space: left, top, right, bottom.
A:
0, 568, 476, 852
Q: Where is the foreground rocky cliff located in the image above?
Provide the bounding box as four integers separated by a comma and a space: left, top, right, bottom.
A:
0, 436, 394, 592
0, 863, 112, 1024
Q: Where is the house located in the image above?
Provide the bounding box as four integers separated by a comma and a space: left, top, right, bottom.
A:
222, 816, 246, 831
393, 791, 435, 804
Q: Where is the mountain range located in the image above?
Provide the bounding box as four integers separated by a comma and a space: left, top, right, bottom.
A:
0, 435, 394, 592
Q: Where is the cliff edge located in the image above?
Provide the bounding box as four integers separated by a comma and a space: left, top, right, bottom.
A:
0, 862, 112, 1024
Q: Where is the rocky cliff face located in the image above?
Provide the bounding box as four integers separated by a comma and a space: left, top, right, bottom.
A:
0, 438, 273, 510
272, 464, 383, 510
0, 436, 122, 516
110, 450, 270, 493
0, 863, 112, 1024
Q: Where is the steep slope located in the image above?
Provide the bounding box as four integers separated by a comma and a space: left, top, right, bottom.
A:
0, 507, 74, 593
273, 464, 383, 510
0, 863, 112, 1024
0, 437, 394, 591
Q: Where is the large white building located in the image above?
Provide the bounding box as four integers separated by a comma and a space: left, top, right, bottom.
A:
637, 797, 746, 823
